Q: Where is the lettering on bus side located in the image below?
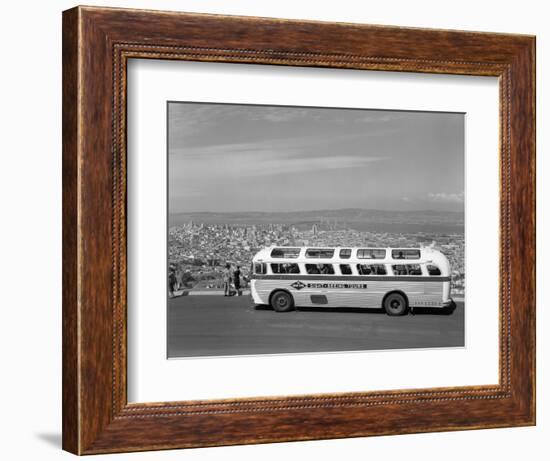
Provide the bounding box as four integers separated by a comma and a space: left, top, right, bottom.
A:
290, 281, 368, 290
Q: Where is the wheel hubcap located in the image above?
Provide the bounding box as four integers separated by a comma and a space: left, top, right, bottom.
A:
388, 298, 403, 312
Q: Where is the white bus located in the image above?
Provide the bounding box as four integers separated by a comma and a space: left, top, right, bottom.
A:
250, 246, 455, 315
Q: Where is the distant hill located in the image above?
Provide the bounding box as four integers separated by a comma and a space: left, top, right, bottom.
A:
169, 208, 464, 234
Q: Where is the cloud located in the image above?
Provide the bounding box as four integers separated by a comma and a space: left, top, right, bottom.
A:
234, 154, 387, 177
170, 148, 388, 183
168, 102, 402, 150
169, 131, 390, 161
427, 191, 465, 203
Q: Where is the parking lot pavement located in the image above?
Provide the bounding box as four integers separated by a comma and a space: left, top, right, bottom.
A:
167, 295, 465, 358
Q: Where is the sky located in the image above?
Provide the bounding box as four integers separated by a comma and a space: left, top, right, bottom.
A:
168, 102, 464, 214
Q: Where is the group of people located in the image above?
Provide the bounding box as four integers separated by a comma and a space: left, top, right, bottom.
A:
167, 263, 243, 297
222, 263, 242, 296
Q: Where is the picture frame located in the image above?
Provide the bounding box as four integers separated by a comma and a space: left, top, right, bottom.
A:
62, 5, 535, 455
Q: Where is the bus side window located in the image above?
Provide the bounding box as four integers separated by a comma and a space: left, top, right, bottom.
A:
321, 264, 335, 274
340, 264, 352, 275
358, 264, 387, 275
427, 264, 441, 276
254, 263, 266, 274
392, 249, 421, 259
305, 248, 335, 258
392, 264, 406, 275
287, 263, 300, 273
339, 249, 352, 259
357, 249, 386, 259
306, 264, 334, 275
271, 263, 300, 274
392, 264, 421, 275
306, 264, 318, 274
271, 248, 300, 258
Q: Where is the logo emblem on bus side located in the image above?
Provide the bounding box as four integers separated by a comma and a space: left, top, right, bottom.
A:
291, 281, 306, 290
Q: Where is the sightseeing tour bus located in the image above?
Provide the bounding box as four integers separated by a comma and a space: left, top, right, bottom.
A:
250, 246, 455, 315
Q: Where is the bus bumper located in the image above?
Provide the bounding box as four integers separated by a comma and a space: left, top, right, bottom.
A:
250, 281, 265, 305
443, 299, 457, 311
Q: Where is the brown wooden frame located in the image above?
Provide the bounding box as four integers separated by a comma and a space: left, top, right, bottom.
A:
62, 5, 535, 455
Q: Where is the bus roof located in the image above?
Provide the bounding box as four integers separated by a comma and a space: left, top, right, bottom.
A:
252, 246, 449, 266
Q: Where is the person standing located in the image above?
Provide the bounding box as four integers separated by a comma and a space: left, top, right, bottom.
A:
168, 265, 177, 298
233, 265, 241, 296
223, 263, 232, 296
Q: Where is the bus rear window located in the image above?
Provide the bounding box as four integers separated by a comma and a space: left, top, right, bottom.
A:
305, 248, 335, 258
392, 264, 422, 275
427, 264, 442, 276
357, 249, 386, 259
357, 264, 387, 275
271, 263, 300, 274
305, 264, 335, 275
270, 248, 300, 258
392, 249, 421, 260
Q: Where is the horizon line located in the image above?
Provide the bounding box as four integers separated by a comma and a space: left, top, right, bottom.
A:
169, 207, 465, 215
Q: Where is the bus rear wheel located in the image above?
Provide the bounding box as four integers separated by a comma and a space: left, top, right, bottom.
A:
270, 291, 294, 312
383, 292, 408, 316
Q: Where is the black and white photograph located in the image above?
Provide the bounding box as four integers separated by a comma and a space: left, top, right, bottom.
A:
3, 0, 542, 459
167, 101, 465, 358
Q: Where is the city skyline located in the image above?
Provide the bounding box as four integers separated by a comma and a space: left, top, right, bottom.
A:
168, 102, 465, 215
168, 221, 465, 295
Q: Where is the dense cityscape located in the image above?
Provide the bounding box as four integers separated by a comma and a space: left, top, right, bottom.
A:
169, 221, 465, 296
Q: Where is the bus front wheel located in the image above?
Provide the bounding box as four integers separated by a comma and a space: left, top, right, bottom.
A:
270, 291, 294, 313
383, 292, 408, 316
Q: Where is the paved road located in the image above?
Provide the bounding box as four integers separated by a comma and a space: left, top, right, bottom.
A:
167, 296, 464, 358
